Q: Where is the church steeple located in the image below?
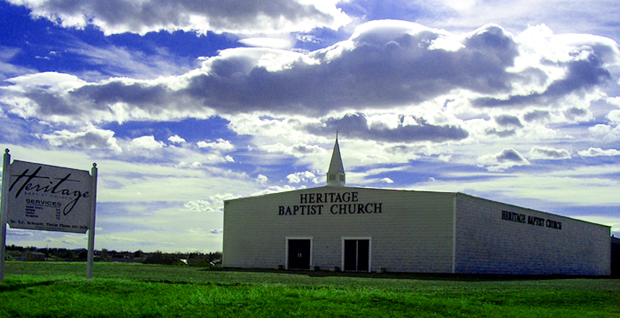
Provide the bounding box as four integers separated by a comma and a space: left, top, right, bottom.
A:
326, 132, 345, 187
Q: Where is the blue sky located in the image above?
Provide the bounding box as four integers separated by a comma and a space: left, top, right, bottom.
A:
1, 0, 619, 252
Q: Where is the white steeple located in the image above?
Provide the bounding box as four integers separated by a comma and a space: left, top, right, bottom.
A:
326, 132, 345, 187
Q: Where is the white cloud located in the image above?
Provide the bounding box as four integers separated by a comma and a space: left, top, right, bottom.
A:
578, 147, 620, 157
41, 125, 122, 153
251, 185, 301, 196
197, 138, 235, 152
380, 178, 394, 184
589, 124, 620, 141
128, 136, 165, 150
607, 109, 620, 123
255, 174, 268, 184
287, 171, 317, 184
177, 161, 202, 169
184, 193, 239, 213
168, 135, 186, 144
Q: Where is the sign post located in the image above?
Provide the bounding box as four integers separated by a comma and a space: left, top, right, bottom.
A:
87, 163, 97, 280
0, 150, 11, 282
0, 149, 98, 282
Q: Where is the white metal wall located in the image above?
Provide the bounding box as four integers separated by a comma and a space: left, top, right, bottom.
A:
454, 194, 611, 275
223, 187, 611, 275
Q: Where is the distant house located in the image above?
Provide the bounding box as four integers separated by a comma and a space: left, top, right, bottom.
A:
20, 251, 46, 262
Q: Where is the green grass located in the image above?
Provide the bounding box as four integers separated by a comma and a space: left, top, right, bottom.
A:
1, 262, 619, 317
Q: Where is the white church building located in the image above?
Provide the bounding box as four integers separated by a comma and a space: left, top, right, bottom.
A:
223, 138, 611, 275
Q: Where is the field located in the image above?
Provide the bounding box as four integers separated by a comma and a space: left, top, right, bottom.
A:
1, 262, 619, 317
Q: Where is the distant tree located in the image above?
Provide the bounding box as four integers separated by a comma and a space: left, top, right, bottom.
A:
63, 250, 74, 260
134, 250, 144, 259
142, 251, 176, 265
101, 249, 109, 262
78, 250, 88, 260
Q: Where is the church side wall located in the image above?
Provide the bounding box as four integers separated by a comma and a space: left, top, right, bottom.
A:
223, 187, 455, 273
454, 194, 611, 275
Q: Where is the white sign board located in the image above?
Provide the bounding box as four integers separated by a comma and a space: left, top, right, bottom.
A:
6, 160, 92, 233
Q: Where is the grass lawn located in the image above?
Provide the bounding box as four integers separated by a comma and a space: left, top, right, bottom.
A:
1, 262, 619, 317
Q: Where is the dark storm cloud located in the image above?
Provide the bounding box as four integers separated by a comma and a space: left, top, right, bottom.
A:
51, 23, 523, 118
523, 110, 551, 122
563, 107, 588, 120
472, 52, 612, 108
494, 115, 523, 128
24, 89, 77, 116
305, 113, 469, 143
18, 82, 175, 118
530, 147, 571, 160
72, 81, 172, 108
15, 0, 333, 34
496, 149, 528, 163
182, 24, 521, 116
485, 128, 516, 137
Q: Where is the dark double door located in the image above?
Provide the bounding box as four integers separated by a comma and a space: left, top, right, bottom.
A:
288, 239, 311, 270
344, 239, 370, 272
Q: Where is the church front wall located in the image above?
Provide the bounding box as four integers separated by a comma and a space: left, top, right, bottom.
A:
223, 186, 455, 273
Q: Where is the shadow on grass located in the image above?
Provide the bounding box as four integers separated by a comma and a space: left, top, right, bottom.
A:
206, 267, 617, 282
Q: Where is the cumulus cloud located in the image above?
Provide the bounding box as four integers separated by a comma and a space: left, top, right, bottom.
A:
177, 161, 202, 169
251, 185, 302, 196
529, 147, 571, 160
255, 174, 268, 184
477, 148, 530, 171
8, 0, 350, 35
286, 171, 318, 184
472, 51, 612, 108
607, 109, 620, 123
168, 135, 186, 144
578, 147, 620, 157
42, 125, 122, 153
197, 138, 235, 151
128, 135, 165, 150
184, 193, 238, 212
589, 124, 620, 141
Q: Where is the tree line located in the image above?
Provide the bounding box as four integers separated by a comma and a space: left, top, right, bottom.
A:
5, 245, 222, 266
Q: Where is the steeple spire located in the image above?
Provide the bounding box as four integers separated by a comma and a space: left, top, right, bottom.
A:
326, 132, 345, 187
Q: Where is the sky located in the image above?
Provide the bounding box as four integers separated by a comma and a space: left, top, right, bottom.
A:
0, 0, 619, 253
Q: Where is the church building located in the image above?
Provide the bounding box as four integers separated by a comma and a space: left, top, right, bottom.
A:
222, 138, 611, 275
